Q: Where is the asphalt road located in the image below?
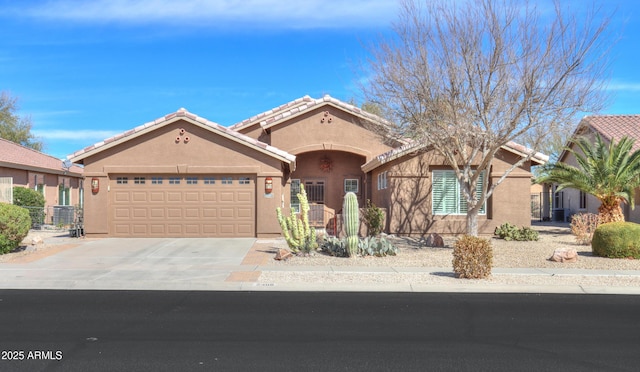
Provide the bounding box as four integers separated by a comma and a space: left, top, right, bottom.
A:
1, 290, 639, 371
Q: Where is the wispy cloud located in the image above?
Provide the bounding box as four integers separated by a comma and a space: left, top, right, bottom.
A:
11, 0, 396, 29
604, 82, 640, 92
33, 129, 120, 142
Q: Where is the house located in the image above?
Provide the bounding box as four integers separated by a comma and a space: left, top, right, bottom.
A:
0, 137, 83, 225
551, 115, 640, 223
68, 95, 545, 238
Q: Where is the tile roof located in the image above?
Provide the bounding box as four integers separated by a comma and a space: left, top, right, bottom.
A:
361, 139, 548, 173
579, 115, 640, 152
229, 94, 394, 132
0, 137, 83, 176
67, 108, 296, 166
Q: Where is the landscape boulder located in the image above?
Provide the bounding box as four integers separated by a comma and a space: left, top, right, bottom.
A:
275, 248, 293, 261
549, 248, 578, 263
424, 233, 445, 247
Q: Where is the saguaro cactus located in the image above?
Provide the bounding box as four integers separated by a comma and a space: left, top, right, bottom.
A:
343, 192, 360, 257
276, 184, 317, 253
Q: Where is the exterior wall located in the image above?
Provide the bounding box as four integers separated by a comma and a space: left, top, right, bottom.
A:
80, 119, 285, 237
370, 148, 535, 236
0, 166, 82, 213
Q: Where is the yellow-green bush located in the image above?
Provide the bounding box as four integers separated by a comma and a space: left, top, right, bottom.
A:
452, 235, 493, 279
0, 204, 32, 254
591, 221, 640, 259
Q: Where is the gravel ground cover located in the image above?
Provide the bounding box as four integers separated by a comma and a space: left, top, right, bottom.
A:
259, 223, 640, 288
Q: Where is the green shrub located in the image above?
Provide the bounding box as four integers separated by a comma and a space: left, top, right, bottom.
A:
363, 200, 385, 237
591, 222, 640, 259
494, 222, 539, 241
452, 235, 493, 279
570, 213, 599, 245
0, 203, 32, 254
12, 187, 45, 208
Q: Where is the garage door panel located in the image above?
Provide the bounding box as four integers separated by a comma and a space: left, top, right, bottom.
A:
185, 224, 200, 234
237, 207, 252, 218
167, 192, 182, 202
110, 174, 255, 237
185, 208, 200, 218
167, 208, 182, 218
219, 224, 235, 234
114, 208, 130, 218
150, 208, 165, 218
114, 192, 130, 202
150, 192, 164, 202
132, 192, 147, 202
132, 224, 148, 234
202, 192, 217, 202
203, 208, 217, 218
203, 224, 217, 234
219, 208, 234, 218
237, 191, 252, 202
220, 192, 234, 202
150, 224, 166, 234
184, 192, 199, 202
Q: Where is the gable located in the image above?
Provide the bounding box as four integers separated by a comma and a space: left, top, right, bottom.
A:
68, 108, 295, 171
77, 119, 287, 174
232, 95, 398, 160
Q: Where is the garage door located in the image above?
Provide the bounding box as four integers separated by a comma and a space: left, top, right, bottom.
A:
109, 174, 255, 237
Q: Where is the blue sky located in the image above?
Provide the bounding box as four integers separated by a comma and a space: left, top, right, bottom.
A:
1, 0, 638, 160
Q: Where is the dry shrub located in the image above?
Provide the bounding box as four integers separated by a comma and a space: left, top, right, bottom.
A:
452, 235, 493, 279
570, 213, 599, 245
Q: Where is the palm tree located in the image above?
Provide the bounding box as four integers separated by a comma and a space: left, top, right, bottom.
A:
536, 134, 640, 224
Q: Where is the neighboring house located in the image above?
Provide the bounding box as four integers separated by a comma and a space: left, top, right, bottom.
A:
0, 137, 83, 224
551, 115, 640, 223
68, 95, 545, 238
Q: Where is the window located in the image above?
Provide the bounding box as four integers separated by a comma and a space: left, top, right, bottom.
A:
58, 184, 71, 206
169, 177, 180, 185
579, 191, 587, 209
290, 179, 301, 213
134, 177, 146, 184
432, 170, 485, 215
117, 177, 128, 184
305, 180, 325, 204
344, 178, 359, 193
377, 171, 388, 190
186, 177, 198, 185
239, 177, 251, 185
203, 177, 216, 185
152, 177, 163, 184
221, 177, 233, 185
33, 174, 45, 195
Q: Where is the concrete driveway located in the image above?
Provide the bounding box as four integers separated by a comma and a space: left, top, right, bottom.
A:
0, 237, 257, 291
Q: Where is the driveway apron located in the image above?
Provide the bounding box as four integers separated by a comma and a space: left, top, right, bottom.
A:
0, 238, 256, 290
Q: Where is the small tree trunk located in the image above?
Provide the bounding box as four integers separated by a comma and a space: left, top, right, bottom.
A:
466, 208, 480, 237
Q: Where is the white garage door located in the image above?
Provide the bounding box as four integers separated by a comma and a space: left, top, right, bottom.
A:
109, 174, 255, 237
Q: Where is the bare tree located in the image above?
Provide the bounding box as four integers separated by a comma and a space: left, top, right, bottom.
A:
0, 91, 43, 152
362, 0, 611, 235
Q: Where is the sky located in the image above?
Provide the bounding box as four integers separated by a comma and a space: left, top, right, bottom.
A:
1, 0, 639, 160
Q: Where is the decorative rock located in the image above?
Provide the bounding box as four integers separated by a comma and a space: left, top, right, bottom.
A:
549, 248, 578, 263
31, 236, 44, 246
424, 233, 445, 247
275, 248, 293, 261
